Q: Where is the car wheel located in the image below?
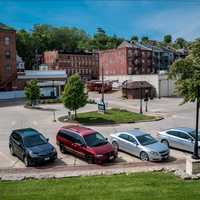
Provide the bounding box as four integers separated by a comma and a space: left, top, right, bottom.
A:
112, 141, 119, 151
24, 155, 31, 167
140, 151, 149, 161
59, 144, 66, 154
86, 155, 94, 164
161, 139, 169, 148
9, 144, 15, 156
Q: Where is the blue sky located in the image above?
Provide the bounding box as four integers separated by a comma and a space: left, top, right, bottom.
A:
0, 0, 200, 41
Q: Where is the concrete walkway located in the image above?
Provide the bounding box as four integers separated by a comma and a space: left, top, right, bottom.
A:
0, 159, 185, 181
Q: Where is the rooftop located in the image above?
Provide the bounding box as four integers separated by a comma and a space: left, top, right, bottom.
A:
127, 129, 148, 137
172, 127, 195, 133
0, 23, 15, 31
61, 125, 95, 136
15, 128, 39, 138
122, 81, 153, 89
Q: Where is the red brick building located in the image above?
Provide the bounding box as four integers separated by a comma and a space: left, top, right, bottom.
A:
44, 50, 99, 81
0, 23, 17, 91
99, 41, 154, 76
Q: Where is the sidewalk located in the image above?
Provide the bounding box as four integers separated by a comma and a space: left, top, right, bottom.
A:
0, 159, 185, 181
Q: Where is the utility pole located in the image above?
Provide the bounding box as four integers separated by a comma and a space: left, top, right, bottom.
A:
101, 64, 104, 103
192, 85, 200, 159
140, 82, 143, 114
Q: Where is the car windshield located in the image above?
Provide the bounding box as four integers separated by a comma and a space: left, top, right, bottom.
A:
188, 131, 200, 140
136, 134, 157, 146
83, 132, 108, 147
23, 134, 47, 147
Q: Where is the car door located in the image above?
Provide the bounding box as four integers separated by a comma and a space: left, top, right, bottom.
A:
72, 134, 87, 158
11, 132, 21, 157
17, 136, 25, 160
166, 131, 182, 149
126, 135, 140, 156
12, 133, 24, 159
117, 133, 129, 151
176, 131, 194, 152
61, 131, 75, 153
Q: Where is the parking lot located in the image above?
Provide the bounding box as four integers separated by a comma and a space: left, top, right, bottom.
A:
0, 91, 197, 170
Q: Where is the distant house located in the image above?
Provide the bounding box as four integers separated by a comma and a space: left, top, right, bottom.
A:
43, 50, 99, 81
122, 81, 156, 99
99, 41, 154, 76
16, 55, 25, 73
0, 23, 17, 91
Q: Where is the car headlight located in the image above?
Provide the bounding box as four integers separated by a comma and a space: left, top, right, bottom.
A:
150, 151, 159, 156
29, 151, 38, 157
95, 154, 104, 158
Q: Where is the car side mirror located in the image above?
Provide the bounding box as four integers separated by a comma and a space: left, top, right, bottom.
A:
81, 143, 87, 148
188, 138, 194, 142
46, 138, 49, 142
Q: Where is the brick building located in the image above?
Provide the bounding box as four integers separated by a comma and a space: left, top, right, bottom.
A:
44, 50, 99, 81
99, 41, 154, 76
0, 23, 17, 91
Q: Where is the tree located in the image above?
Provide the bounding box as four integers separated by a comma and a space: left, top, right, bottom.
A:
163, 35, 172, 44
16, 29, 35, 69
62, 74, 88, 118
130, 35, 138, 42
141, 36, 149, 44
174, 37, 188, 49
168, 38, 200, 103
24, 80, 40, 106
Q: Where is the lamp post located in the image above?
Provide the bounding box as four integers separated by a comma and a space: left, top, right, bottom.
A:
140, 82, 143, 114
144, 89, 149, 112
192, 85, 200, 159
101, 64, 104, 103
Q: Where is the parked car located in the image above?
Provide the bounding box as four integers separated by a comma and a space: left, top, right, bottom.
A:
110, 129, 169, 161
158, 127, 199, 152
9, 128, 57, 167
56, 125, 118, 164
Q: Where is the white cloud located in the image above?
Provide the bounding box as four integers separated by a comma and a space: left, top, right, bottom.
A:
140, 5, 200, 41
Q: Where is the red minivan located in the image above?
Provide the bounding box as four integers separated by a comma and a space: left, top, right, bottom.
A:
56, 125, 117, 164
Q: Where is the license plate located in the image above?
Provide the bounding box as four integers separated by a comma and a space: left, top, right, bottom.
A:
109, 156, 114, 160
44, 157, 50, 161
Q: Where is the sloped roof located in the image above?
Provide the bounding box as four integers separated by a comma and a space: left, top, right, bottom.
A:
122, 81, 153, 89
132, 42, 152, 51
118, 41, 133, 48
0, 23, 15, 31
118, 41, 152, 51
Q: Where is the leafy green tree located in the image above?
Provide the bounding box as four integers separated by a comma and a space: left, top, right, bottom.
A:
169, 39, 200, 103
163, 35, 172, 44
174, 37, 188, 49
141, 36, 149, 44
131, 35, 138, 42
16, 29, 35, 69
24, 80, 40, 106
62, 74, 88, 118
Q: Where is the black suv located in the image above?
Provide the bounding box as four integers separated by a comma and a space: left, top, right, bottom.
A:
9, 128, 57, 167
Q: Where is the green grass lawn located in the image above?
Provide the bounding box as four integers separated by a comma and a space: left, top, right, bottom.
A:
76, 108, 158, 124
1, 172, 200, 200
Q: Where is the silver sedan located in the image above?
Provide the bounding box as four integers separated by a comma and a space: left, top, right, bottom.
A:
158, 127, 200, 153
110, 129, 169, 161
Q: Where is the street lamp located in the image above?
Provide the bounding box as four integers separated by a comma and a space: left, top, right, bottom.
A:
144, 89, 149, 112
192, 85, 200, 159
140, 82, 143, 114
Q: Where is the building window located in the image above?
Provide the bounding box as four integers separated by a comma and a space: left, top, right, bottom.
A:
5, 64, 12, 72
5, 51, 11, 59
4, 36, 10, 45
